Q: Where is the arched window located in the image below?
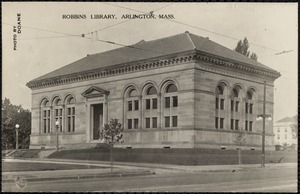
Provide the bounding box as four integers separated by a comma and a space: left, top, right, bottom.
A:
162, 83, 178, 128
246, 91, 252, 100
245, 89, 255, 132
232, 88, 239, 98
230, 85, 242, 131
53, 97, 63, 132
147, 86, 157, 95
166, 84, 178, 93
143, 85, 158, 129
41, 99, 51, 134
129, 89, 138, 97
66, 96, 75, 132
125, 87, 140, 130
215, 84, 226, 130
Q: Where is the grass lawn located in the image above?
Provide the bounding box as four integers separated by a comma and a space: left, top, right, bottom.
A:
49, 148, 298, 165
2, 162, 107, 172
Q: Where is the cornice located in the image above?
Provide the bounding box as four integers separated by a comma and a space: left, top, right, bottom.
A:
26, 51, 281, 90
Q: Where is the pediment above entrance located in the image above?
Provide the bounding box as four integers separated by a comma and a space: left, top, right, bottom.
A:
81, 86, 110, 98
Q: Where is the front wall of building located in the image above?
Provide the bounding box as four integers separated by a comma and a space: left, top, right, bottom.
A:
30, 62, 196, 148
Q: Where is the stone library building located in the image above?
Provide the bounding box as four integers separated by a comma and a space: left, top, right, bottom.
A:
27, 31, 280, 150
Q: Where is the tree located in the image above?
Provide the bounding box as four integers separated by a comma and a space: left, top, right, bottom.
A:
233, 129, 247, 165
99, 118, 124, 172
2, 98, 31, 150
234, 37, 258, 61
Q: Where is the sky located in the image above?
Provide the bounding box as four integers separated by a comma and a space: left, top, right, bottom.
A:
2, 2, 298, 122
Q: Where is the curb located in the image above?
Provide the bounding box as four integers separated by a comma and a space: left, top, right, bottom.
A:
2, 171, 155, 183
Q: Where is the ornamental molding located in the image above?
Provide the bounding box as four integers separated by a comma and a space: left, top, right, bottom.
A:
26, 51, 280, 89
81, 86, 110, 98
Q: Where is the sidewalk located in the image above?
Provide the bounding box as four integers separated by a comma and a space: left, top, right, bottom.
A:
2, 158, 297, 183
40, 158, 298, 172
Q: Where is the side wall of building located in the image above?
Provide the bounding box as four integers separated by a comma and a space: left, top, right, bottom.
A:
193, 61, 275, 150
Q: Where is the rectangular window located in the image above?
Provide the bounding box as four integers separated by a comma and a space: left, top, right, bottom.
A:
134, 119, 138, 129
165, 116, 170, 128
249, 121, 253, 132
231, 100, 234, 111
43, 109, 51, 133
60, 117, 63, 132
55, 108, 63, 132
231, 119, 234, 130
173, 96, 178, 107
134, 100, 139, 111
220, 118, 224, 129
245, 103, 248, 113
152, 117, 157, 128
165, 97, 170, 108
47, 119, 50, 133
72, 115, 75, 132
235, 101, 239, 112
249, 104, 253, 114
245, 121, 248, 131
220, 99, 224, 110
172, 116, 178, 127
145, 118, 150, 128
216, 98, 219, 109
43, 119, 47, 133
215, 117, 219, 129
128, 101, 133, 111
67, 107, 75, 132
235, 120, 239, 130
278, 135, 280, 140
146, 99, 151, 110
128, 119, 132, 129
152, 98, 157, 109
68, 117, 71, 132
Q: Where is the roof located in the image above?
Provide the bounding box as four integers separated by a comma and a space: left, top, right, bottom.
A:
30, 31, 279, 82
276, 116, 297, 123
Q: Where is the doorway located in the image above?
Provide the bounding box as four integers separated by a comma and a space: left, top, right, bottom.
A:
91, 104, 103, 140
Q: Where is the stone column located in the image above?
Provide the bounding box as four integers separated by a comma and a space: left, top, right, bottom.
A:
104, 95, 108, 124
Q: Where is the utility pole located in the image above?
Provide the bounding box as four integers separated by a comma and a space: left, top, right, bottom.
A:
261, 81, 266, 167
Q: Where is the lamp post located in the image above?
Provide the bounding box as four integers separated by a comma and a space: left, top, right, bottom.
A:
256, 81, 272, 167
55, 120, 60, 151
15, 124, 20, 150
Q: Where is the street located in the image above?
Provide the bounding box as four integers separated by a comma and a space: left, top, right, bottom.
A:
2, 166, 297, 192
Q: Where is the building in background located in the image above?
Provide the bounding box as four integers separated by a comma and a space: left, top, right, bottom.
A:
26, 31, 280, 150
273, 116, 297, 147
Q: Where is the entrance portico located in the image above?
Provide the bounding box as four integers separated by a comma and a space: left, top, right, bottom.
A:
82, 86, 109, 143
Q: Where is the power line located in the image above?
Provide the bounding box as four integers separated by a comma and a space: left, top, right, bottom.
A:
103, 3, 282, 52
84, 19, 132, 36
3, 22, 166, 55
